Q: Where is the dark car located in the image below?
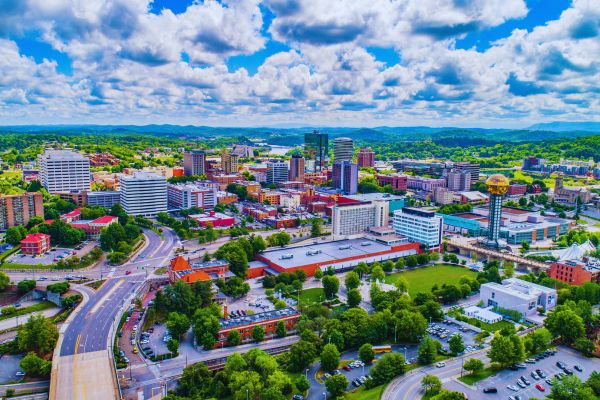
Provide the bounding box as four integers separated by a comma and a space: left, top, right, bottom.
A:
292, 395, 304, 400
536, 369, 546, 378
564, 368, 574, 375
574, 365, 583, 372
482, 387, 498, 393
556, 361, 566, 369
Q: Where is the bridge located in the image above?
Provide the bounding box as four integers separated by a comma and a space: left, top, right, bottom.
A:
445, 238, 549, 271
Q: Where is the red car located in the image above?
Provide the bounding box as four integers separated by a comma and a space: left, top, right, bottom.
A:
125, 270, 131, 275
535, 384, 545, 392
343, 365, 351, 371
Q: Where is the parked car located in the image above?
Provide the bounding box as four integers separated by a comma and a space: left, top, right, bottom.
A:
435, 362, 446, 368
516, 380, 526, 389
507, 385, 518, 392
15, 371, 25, 377
535, 384, 545, 392
574, 365, 583, 372
536, 369, 546, 378
482, 387, 497, 393
125, 270, 131, 275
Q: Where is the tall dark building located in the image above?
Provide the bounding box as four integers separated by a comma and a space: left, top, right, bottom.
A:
304, 130, 328, 172
289, 153, 305, 182
332, 161, 358, 195
183, 149, 206, 176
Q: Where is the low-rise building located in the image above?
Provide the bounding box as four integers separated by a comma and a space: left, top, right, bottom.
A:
507, 184, 528, 197
217, 191, 238, 205
480, 278, 556, 317
169, 256, 233, 284
549, 258, 600, 285
70, 215, 119, 239
86, 191, 121, 208
189, 211, 235, 228
167, 183, 217, 210
20, 233, 51, 255
376, 174, 408, 191
463, 306, 503, 324
217, 307, 301, 346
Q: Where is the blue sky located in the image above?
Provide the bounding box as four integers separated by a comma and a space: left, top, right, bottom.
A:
0, 0, 598, 127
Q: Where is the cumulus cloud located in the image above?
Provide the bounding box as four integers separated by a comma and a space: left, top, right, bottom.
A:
0, 0, 598, 125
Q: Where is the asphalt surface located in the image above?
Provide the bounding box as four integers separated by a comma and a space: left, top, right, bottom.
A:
61, 228, 177, 357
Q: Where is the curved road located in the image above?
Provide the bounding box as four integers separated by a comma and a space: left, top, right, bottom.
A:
382, 351, 489, 400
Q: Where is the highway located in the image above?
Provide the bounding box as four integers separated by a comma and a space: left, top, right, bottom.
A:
50, 228, 179, 400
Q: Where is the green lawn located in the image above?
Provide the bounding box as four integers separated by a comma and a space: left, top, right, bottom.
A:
461, 316, 515, 333
0, 301, 56, 322
384, 264, 477, 297
345, 384, 386, 400
458, 367, 498, 385
299, 287, 326, 305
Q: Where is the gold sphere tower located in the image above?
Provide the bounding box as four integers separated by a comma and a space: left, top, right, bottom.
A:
485, 174, 509, 248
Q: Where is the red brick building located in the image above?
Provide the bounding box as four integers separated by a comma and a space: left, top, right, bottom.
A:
217, 307, 301, 347
169, 256, 232, 284
549, 259, 600, 285
507, 184, 528, 196
20, 233, 51, 255
376, 174, 408, 191
357, 147, 375, 167
189, 211, 235, 228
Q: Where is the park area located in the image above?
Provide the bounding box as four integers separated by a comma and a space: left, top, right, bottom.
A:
299, 287, 326, 305
384, 264, 477, 297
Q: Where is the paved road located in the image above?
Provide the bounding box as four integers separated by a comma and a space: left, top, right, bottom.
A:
52, 228, 179, 400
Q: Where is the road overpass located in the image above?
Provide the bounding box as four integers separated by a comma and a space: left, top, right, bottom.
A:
446, 238, 549, 271
50, 228, 178, 400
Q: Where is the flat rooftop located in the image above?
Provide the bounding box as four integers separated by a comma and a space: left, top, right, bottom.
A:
345, 193, 405, 202
259, 238, 403, 269
220, 307, 299, 329
451, 213, 487, 220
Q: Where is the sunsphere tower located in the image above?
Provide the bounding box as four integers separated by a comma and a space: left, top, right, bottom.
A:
485, 174, 510, 248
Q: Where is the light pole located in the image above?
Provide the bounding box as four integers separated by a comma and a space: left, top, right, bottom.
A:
305, 368, 309, 379
394, 324, 397, 343
246, 389, 249, 400
323, 392, 327, 400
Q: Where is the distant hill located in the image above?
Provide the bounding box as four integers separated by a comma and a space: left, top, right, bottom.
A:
527, 121, 600, 132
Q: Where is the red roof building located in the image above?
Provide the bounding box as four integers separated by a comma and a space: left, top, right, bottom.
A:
189, 211, 235, 228
61, 208, 81, 223
70, 215, 119, 239
549, 259, 600, 286
20, 233, 51, 255
169, 256, 233, 284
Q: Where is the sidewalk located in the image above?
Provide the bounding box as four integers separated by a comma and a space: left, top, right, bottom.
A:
0, 308, 61, 331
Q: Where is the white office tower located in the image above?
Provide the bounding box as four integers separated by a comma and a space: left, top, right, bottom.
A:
393, 207, 442, 250
120, 172, 167, 216
332, 200, 388, 238
333, 137, 354, 162
266, 160, 289, 184
37, 150, 91, 193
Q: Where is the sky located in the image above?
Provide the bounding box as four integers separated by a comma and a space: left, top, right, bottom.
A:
0, 0, 599, 128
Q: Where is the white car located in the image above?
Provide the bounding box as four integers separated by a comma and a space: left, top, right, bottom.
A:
507, 385, 519, 391
15, 371, 25, 377
435, 362, 446, 368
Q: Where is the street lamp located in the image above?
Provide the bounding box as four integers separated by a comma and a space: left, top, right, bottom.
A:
305, 368, 309, 379
394, 324, 397, 343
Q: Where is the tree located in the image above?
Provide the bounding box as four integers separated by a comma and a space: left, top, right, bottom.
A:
371, 265, 385, 282
314, 269, 323, 280
215, 241, 249, 277
418, 336, 439, 365
17, 315, 59, 356
229, 370, 263, 400
396, 310, 427, 342
325, 374, 348, 398
421, 374, 442, 395
370, 353, 406, 385
252, 325, 265, 342
359, 343, 375, 364
419, 300, 444, 321
488, 334, 524, 367
345, 271, 360, 290
545, 308, 585, 344
166, 312, 191, 339
0, 271, 11, 292
523, 328, 552, 355
431, 390, 470, 400
463, 358, 484, 375
99, 222, 127, 251
288, 340, 318, 372
167, 338, 179, 355
574, 337, 595, 356
550, 375, 596, 400
295, 375, 310, 392
320, 343, 340, 373
276, 321, 286, 338
395, 277, 409, 294
227, 330, 241, 346
310, 218, 323, 237
406, 255, 418, 268
109, 203, 128, 225
19, 352, 51, 377
322, 275, 339, 299
192, 306, 221, 350
383, 260, 394, 273
347, 288, 362, 308
395, 258, 405, 270
177, 363, 214, 398
449, 334, 465, 355
5, 225, 27, 245
586, 371, 600, 396
250, 235, 266, 255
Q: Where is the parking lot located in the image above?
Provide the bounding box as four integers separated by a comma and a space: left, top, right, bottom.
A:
427, 320, 481, 354
445, 346, 600, 399
8, 247, 74, 266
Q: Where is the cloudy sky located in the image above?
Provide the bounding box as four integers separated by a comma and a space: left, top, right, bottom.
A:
0, 0, 598, 127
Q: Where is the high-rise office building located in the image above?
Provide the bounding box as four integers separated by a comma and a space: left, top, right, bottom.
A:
183, 149, 206, 176
393, 207, 443, 250
453, 162, 480, 187
37, 150, 91, 193
333, 137, 353, 162
221, 150, 239, 174
288, 153, 305, 182
332, 161, 358, 195
266, 160, 289, 184
304, 130, 328, 172
0, 193, 44, 231
120, 172, 167, 216
167, 183, 217, 210
357, 147, 375, 167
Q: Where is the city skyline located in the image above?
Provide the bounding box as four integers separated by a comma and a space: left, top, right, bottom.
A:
1, 0, 599, 127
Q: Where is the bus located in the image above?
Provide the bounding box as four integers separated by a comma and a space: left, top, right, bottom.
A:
372, 345, 392, 354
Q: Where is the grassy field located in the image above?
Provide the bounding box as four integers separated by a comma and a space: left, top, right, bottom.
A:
462, 316, 515, 333
0, 301, 56, 322
345, 384, 387, 400
384, 264, 477, 297
299, 287, 325, 305
458, 367, 498, 385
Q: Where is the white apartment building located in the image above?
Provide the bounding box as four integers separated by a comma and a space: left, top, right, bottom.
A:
167, 183, 217, 210
120, 172, 167, 216
86, 191, 121, 208
480, 278, 557, 317
393, 207, 442, 250
37, 150, 91, 193
332, 201, 388, 238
